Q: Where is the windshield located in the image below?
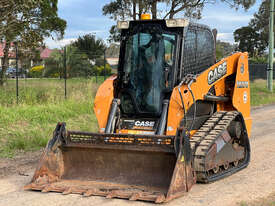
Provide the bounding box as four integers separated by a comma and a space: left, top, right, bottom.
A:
121, 25, 176, 114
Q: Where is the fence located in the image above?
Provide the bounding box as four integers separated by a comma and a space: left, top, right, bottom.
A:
0, 44, 118, 104
1, 49, 274, 106
249, 64, 275, 81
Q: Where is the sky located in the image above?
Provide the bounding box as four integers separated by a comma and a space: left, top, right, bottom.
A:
45, 0, 262, 49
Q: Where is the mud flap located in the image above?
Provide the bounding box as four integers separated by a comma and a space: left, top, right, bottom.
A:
25, 123, 196, 203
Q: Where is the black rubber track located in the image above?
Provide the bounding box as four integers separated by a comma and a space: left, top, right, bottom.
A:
191, 111, 251, 183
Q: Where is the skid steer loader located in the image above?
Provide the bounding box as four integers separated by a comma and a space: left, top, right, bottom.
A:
25, 16, 252, 203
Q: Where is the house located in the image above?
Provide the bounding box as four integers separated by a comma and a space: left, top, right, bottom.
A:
106, 57, 119, 66
40, 48, 53, 60
0, 42, 16, 68
30, 47, 53, 67
0, 42, 53, 69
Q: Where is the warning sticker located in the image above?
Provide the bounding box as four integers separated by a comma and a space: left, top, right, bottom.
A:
243, 91, 248, 104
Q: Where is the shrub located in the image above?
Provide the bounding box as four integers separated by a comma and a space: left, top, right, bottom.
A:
29, 65, 44, 78
92, 64, 112, 76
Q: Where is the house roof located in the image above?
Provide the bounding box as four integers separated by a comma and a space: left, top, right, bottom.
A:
0, 42, 16, 58
0, 43, 4, 57
40, 48, 53, 59
0, 42, 53, 60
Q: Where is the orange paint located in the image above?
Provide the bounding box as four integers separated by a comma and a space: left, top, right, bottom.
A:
93, 75, 116, 133
93, 53, 252, 138
232, 53, 252, 137
166, 52, 251, 137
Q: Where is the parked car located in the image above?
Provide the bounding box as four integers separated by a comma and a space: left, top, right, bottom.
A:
0, 67, 17, 78
6, 67, 16, 78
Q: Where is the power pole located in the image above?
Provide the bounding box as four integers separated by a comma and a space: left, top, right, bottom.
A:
104, 49, 106, 80
15, 42, 19, 104
268, 0, 274, 92
64, 46, 67, 99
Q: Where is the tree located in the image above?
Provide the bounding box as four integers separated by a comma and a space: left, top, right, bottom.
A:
44, 46, 93, 78
65, 46, 92, 77
102, 0, 154, 21
216, 40, 237, 60
249, 0, 270, 53
92, 64, 112, 76
103, 0, 256, 21
17, 47, 42, 77
108, 25, 121, 43
234, 26, 260, 56
233, 0, 271, 55
72, 34, 106, 61
44, 39, 110, 78
0, 0, 66, 85
103, 0, 256, 42
102, 0, 134, 20
43, 49, 63, 78
163, 0, 256, 19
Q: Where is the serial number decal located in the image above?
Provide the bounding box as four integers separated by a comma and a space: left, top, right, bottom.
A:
237, 81, 248, 88
208, 61, 227, 85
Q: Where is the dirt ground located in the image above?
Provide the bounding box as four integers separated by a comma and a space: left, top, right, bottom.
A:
0, 105, 275, 206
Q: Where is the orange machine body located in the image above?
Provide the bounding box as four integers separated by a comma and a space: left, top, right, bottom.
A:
25, 18, 252, 204
93, 75, 116, 133
94, 52, 252, 137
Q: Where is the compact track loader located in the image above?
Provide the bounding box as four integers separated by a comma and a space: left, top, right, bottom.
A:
25, 17, 252, 203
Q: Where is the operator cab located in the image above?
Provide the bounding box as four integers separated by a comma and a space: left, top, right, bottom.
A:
115, 17, 216, 134
119, 20, 178, 115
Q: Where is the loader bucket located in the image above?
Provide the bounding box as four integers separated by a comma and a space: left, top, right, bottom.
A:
25, 123, 195, 203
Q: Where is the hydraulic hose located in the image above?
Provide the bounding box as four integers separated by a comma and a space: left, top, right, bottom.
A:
174, 85, 187, 156
175, 76, 196, 155
178, 86, 187, 127
187, 83, 196, 134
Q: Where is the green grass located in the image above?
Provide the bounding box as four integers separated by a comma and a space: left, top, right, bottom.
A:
0, 77, 274, 157
0, 77, 105, 157
250, 79, 275, 106
239, 201, 248, 206
239, 192, 275, 206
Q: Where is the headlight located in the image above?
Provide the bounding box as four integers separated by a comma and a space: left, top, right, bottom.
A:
165, 19, 189, 28
117, 21, 129, 29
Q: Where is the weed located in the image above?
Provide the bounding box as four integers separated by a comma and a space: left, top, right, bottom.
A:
250, 80, 275, 106
239, 201, 248, 206
0, 78, 101, 157
0, 78, 274, 157
239, 192, 275, 206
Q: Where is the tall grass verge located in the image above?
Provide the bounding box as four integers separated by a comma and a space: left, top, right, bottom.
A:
0, 78, 274, 157
0, 78, 101, 157
250, 80, 275, 106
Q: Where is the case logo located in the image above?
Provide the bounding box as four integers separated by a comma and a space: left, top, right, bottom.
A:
134, 121, 155, 127
208, 61, 227, 85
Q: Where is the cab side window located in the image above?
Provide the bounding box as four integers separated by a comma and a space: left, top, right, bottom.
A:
183, 27, 214, 76
183, 29, 197, 75
197, 29, 214, 70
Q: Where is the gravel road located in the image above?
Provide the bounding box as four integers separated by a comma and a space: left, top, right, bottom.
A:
1, 105, 275, 206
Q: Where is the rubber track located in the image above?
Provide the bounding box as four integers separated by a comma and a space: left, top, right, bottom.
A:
190, 111, 242, 183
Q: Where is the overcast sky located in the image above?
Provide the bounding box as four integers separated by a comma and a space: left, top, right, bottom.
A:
45, 0, 262, 48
